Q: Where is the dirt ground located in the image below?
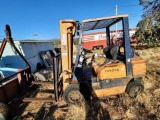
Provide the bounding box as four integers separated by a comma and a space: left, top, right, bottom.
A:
11, 47, 160, 120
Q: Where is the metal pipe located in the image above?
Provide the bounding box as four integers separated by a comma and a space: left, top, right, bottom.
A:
0, 38, 7, 58
67, 28, 71, 70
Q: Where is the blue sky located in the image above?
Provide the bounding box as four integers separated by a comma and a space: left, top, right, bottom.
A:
0, 0, 143, 40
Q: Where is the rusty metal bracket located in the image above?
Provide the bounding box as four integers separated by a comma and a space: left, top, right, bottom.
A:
13, 98, 55, 102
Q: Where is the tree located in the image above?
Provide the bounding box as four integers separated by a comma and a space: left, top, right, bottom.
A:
52, 39, 60, 48
140, 0, 160, 20
135, 0, 160, 47
73, 38, 79, 45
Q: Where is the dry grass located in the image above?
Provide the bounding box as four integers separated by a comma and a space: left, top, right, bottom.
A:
64, 104, 87, 120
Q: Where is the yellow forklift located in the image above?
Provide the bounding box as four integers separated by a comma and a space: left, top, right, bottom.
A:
54, 14, 146, 105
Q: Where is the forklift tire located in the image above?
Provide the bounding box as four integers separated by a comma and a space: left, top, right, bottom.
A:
0, 102, 10, 120
126, 81, 144, 98
63, 84, 84, 105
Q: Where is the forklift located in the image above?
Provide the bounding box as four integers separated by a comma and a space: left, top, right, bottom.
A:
53, 14, 147, 105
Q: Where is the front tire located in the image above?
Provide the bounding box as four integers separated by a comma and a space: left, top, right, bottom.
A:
126, 81, 144, 98
63, 84, 84, 105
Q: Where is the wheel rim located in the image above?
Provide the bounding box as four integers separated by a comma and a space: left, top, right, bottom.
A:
130, 86, 142, 97
68, 90, 83, 103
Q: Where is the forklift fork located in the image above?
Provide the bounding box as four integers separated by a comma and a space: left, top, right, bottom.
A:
53, 53, 63, 101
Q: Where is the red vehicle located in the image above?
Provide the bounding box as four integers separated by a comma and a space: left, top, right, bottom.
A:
83, 28, 138, 50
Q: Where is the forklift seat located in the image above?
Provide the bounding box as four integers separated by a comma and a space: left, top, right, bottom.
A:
103, 45, 118, 60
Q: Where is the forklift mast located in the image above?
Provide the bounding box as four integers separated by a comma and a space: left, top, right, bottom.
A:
59, 20, 77, 88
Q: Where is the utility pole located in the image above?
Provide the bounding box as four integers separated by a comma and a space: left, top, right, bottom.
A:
116, 5, 118, 41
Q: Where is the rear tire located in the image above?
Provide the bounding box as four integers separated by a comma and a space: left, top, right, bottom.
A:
126, 81, 144, 98
63, 84, 84, 105
34, 72, 46, 81
0, 102, 10, 120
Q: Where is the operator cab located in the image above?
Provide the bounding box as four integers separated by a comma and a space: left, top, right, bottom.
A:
72, 14, 146, 86
74, 15, 134, 81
